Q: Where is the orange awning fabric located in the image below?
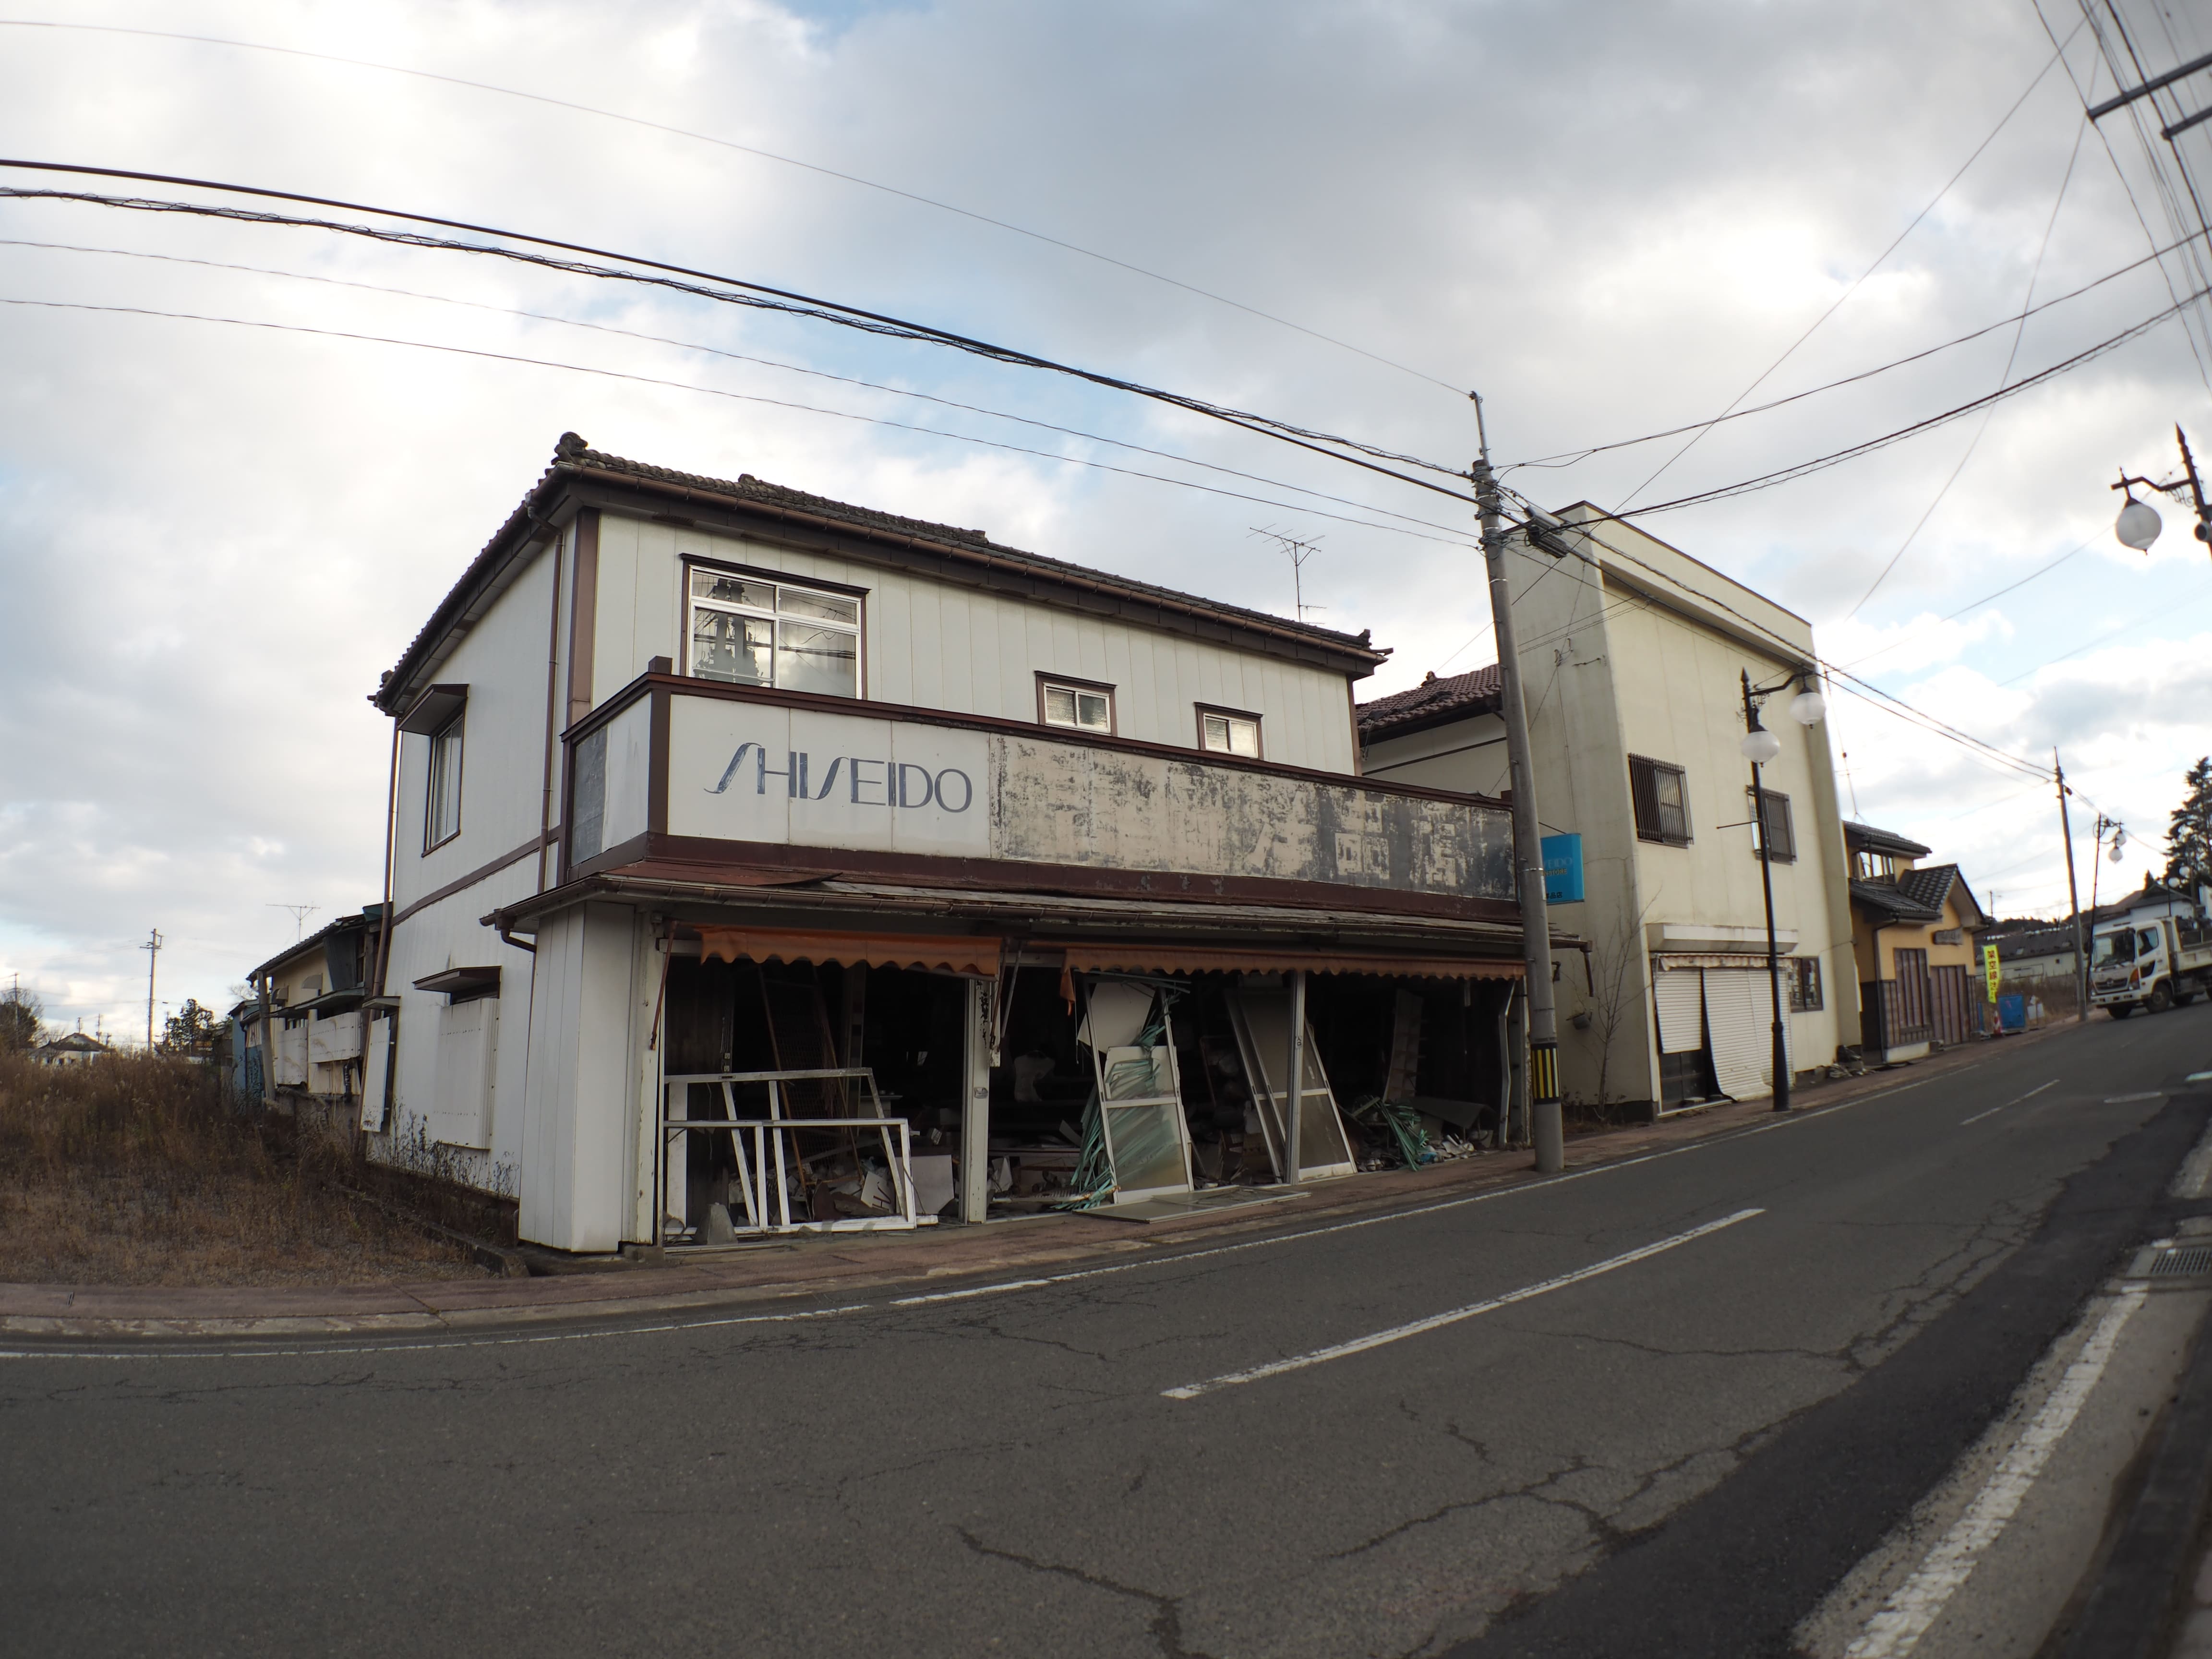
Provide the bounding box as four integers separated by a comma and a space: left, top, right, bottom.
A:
1045, 942, 1523, 981
693, 925, 1000, 978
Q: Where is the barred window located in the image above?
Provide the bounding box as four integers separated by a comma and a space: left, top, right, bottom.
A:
1751, 788, 1797, 863
1630, 756, 1691, 845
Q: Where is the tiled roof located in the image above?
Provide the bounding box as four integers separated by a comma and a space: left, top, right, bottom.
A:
1898, 863, 1959, 914
377, 435, 1385, 711
1844, 821, 1932, 859
1356, 665, 1504, 739
1850, 879, 1942, 924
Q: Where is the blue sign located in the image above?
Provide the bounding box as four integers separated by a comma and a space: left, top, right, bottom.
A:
1997, 994, 2026, 1033
1541, 833, 1585, 904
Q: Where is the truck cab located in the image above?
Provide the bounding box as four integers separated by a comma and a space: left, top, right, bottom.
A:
2092, 913, 2212, 1016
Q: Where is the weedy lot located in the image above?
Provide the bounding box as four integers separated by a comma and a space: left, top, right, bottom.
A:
0, 1054, 476, 1286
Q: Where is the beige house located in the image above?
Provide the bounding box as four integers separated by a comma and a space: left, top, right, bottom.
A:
1845, 823, 1988, 1058
239, 907, 383, 1126
1359, 505, 1855, 1114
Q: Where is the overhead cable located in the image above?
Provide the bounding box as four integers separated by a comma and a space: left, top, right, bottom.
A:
0, 162, 1476, 500
0, 294, 1479, 549
0, 18, 1469, 394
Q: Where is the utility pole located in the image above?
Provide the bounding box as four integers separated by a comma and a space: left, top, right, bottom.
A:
1472, 394, 1562, 1173
140, 927, 163, 1051
2056, 753, 2087, 1020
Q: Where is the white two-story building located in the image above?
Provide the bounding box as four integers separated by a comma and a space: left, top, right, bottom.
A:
364, 435, 1536, 1254
1359, 506, 1856, 1115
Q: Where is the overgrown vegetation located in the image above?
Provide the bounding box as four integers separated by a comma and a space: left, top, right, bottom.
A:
0, 1052, 478, 1286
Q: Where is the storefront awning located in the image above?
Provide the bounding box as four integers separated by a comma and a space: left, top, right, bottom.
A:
692, 925, 1000, 978
1043, 940, 1523, 981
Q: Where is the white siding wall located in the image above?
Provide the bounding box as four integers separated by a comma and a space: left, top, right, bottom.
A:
518, 902, 644, 1252
590, 514, 1359, 773
392, 543, 560, 914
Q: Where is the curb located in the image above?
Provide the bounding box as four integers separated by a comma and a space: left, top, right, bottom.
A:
0, 1022, 2075, 1344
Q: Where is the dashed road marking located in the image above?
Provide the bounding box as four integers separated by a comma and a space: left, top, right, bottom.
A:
1160, 1208, 1764, 1400
1960, 1080, 2057, 1126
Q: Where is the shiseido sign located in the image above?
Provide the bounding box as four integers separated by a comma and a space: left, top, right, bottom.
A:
669, 701, 991, 855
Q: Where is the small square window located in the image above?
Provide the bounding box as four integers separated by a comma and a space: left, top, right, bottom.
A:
1199, 709, 1262, 758
1629, 756, 1691, 845
1041, 679, 1114, 733
1750, 787, 1797, 863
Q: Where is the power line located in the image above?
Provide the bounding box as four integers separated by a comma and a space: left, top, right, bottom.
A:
0, 161, 1477, 496
0, 233, 1475, 545
1611, 21, 2084, 513
1506, 228, 2207, 474
0, 17, 1468, 394
0, 295, 1479, 550
1842, 114, 2091, 621
1836, 536, 2096, 669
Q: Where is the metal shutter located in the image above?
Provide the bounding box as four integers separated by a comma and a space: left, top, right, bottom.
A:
1703, 970, 1768, 1100
1654, 969, 1705, 1054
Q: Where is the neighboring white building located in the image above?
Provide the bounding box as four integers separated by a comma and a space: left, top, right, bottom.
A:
366, 435, 1535, 1254
29, 1031, 113, 1067
238, 907, 382, 1129
1358, 505, 1855, 1114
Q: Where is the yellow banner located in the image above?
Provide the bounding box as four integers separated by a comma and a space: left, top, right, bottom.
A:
1984, 942, 2001, 1003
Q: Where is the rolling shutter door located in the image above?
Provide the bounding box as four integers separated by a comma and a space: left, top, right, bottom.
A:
1654, 969, 1704, 1054
1703, 970, 1767, 1100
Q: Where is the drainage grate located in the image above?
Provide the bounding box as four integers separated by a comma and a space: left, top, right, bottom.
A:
2151, 1246, 2212, 1279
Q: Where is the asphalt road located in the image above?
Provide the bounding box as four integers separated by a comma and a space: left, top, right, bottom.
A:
7, 1004, 2212, 1659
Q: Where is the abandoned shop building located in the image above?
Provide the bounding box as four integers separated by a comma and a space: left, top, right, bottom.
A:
362, 434, 1541, 1254
234, 905, 385, 1129
1357, 506, 1855, 1114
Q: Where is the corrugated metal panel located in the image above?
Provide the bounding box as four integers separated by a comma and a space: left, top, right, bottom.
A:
1704, 970, 1767, 1099
1654, 969, 1704, 1055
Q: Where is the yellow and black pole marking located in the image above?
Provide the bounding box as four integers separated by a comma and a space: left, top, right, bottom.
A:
1530, 1038, 1561, 1106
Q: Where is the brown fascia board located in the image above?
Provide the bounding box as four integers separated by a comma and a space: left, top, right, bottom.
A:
376, 462, 1387, 712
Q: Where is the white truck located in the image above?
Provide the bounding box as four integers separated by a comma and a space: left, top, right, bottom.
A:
2091, 912, 2212, 1017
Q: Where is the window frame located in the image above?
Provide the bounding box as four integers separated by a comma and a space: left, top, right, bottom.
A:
424, 710, 465, 853
1628, 755, 1692, 846
682, 557, 866, 699
1748, 786, 1797, 863
1035, 673, 1117, 737
1195, 703, 1263, 759
1789, 956, 1823, 1012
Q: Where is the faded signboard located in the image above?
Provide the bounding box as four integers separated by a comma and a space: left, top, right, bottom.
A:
662, 695, 1513, 899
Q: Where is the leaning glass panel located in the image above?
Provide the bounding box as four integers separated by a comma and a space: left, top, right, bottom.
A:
690, 569, 775, 611
777, 586, 858, 625
691, 611, 773, 684
1101, 1101, 1188, 1195
775, 622, 858, 697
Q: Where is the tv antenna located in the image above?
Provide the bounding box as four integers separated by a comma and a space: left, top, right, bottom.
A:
267, 903, 319, 942
1249, 526, 1324, 622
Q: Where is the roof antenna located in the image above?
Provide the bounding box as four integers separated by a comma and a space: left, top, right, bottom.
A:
1248, 526, 1324, 622
1840, 749, 1863, 818
268, 903, 319, 942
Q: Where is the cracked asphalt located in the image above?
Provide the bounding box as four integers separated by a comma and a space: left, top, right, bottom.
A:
6, 1003, 2212, 1659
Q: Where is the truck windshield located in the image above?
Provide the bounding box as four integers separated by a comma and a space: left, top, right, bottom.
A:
2093, 931, 2135, 966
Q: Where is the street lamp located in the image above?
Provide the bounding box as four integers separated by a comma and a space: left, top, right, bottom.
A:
2110, 425, 2211, 554
2091, 814, 2126, 916
1739, 668, 1826, 1113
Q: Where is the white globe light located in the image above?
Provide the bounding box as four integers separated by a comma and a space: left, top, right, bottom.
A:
1788, 688, 1827, 726
2109, 840, 2125, 864
1740, 726, 1782, 765
2116, 496, 2163, 551
2112, 826, 2127, 851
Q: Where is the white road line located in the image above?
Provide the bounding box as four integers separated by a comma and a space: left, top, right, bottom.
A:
894, 1279, 1053, 1306
2172, 1117, 2212, 1199
2188, 1070, 2212, 1083
1843, 1287, 2149, 1659
2106, 1091, 2166, 1104
1960, 1080, 2057, 1126
1160, 1208, 1763, 1401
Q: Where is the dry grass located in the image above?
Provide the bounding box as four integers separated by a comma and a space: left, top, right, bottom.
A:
0, 1052, 481, 1287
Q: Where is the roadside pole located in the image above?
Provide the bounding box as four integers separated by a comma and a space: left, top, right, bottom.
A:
1741, 673, 1790, 1112
1284, 968, 1307, 1185
2056, 752, 2088, 1021
1472, 396, 1562, 1173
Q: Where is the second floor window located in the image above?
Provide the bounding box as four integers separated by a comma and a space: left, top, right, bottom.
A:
425, 713, 464, 850
1750, 787, 1797, 862
687, 566, 860, 698
1198, 707, 1262, 758
1040, 676, 1114, 734
1629, 755, 1691, 845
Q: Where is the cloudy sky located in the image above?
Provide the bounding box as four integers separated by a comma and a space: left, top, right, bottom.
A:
1, 0, 2208, 1037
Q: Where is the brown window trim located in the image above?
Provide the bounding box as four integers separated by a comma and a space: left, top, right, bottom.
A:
1035, 671, 1117, 735
1195, 702, 1264, 758
682, 556, 867, 698
681, 552, 870, 601
1628, 753, 1692, 847
423, 711, 466, 855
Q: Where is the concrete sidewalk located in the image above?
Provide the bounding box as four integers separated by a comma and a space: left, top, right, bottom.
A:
0, 1026, 2073, 1341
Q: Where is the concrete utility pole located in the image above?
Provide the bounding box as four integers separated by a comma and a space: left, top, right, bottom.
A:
1472, 395, 1562, 1173
1741, 673, 1790, 1113
140, 927, 163, 1051
2056, 753, 2088, 1019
